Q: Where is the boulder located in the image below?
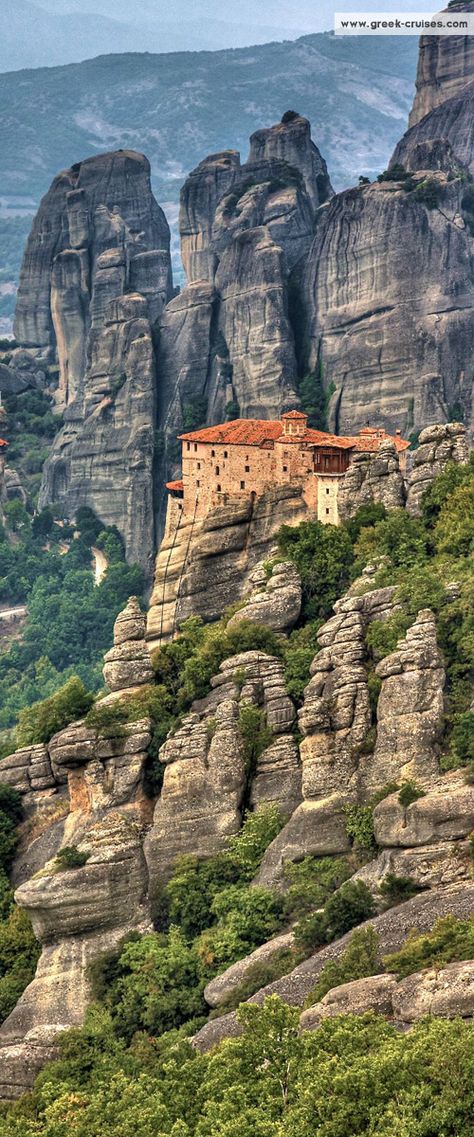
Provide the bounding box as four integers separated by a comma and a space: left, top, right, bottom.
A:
300, 973, 397, 1030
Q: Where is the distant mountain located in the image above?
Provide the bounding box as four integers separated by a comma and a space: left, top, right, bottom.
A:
0, 0, 305, 72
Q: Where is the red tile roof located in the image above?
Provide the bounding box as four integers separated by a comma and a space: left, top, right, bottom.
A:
178, 418, 409, 452
165, 479, 184, 492
179, 419, 355, 449
281, 409, 308, 420
0, 439, 8, 447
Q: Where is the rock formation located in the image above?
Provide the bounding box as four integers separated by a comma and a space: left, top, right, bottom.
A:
146, 485, 308, 647
337, 440, 406, 521
406, 421, 469, 514
300, 172, 474, 436
192, 882, 474, 1051
144, 649, 299, 898
103, 596, 154, 692
300, 959, 474, 1031
15, 150, 172, 573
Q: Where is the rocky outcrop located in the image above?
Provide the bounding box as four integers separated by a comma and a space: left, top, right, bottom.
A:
0, 812, 150, 1100
15, 150, 171, 373
300, 973, 397, 1030
227, 561, 302, 634
103, 596, 154, 692
373, 777, 474, 849
337, 440, 406, 521
144, 649, 298, 896
255, 585, 396, 888
146, 485, 308, 647
301, 173, 474, 436
163, 112, 331, 441
407, 7, 474, 129
300, 960, 474, 1031
39, 292, 159, 575
247, 112, 333, 217
359, 609, 444, 793
406, 422, 469, 514
15, 150, 172, 572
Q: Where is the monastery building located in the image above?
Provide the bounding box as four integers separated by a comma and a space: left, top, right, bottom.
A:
166, 411, 409, 525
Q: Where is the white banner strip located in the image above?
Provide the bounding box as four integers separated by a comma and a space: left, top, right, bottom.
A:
335, 10, 474, 34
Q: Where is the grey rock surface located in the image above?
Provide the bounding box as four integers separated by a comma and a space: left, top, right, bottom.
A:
300, 175, 474, 436
361, 609, 445, 793
300, 973, 397, 1030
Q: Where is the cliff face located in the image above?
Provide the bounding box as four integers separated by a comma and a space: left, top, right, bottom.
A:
301, 172, 474, 435
17, 150, 172, 573
408, 6, 474, 128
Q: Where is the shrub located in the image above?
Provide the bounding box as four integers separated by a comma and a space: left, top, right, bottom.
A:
196, 885, 284, 975
344, 804, 376, 852
104, 927, 206, 1041
16, 677, 94, 746
306, 925, 380, 1006
384, 915, 474, 979
294, 880, 375, 953
354, 509, 429, 573
413, 178, 443, 209
278, 520, 354, 621
238, 704, 272, 775
283, 621, 322, 704
0, 905, 40, 1025
282, 856, 351, 921
344, 503, 387, 545
54, 846, 89, 871
323, 880, 375, 940
160, 806, 284, 938
379, 873, 422, 905
398, 782, 425, 808
366, 611, 410, 662
448, 711, 474, 767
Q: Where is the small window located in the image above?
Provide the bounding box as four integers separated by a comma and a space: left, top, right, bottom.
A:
211, 449, 215, 457
240, 480, 245, 490
326, 487, 330, 495
186, 442, 190, 451
194, 443, 198, 452
197, 462, 201, 470
224, 450, 228, 458
245, 465, 250, 473
217, 483, 221, 492
326, 508, 330, 515
215, 465, 220, 475
196, 479, 200, 487
283, 465, 288, 473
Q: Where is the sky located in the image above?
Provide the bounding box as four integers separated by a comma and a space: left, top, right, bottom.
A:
43, 0, 442, 34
